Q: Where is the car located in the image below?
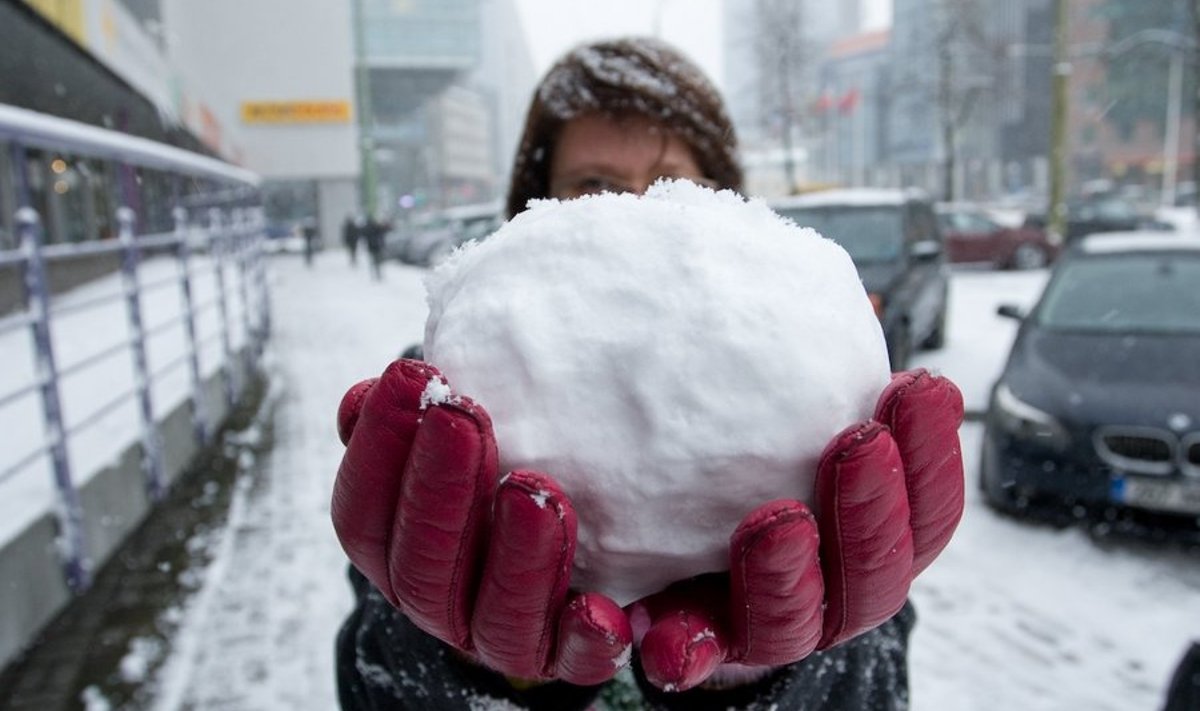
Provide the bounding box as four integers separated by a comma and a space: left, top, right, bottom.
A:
390, 200, 504, 267
1024, 195, 1172, 242
936, 202, 1060, 269
770, 188, 950, 370
980, 233, 1200, 536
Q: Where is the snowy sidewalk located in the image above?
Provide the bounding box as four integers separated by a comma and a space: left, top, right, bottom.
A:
4, 252, 1199, 711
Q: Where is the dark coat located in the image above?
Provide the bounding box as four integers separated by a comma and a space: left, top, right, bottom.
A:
1163, 642, 1200, 711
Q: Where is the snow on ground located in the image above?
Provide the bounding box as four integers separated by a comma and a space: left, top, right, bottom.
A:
141, 251, 427, 710
73, 255, 1200, 709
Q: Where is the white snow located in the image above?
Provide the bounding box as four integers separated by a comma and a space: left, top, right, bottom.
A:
1076, 230, 1200, 253
6, 251, 1199, 710
418, 375, 455, 409
423, 181, 891, 604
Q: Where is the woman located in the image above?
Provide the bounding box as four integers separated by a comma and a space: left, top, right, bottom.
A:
332, 37, 964, 710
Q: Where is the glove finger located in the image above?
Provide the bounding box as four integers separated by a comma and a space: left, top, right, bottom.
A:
389, 394, 499, 649
471, 470, 577, 680
875, 369, 965, 576
552, 592, 633, 686
815, 421, 914, 650
633, 575, 729, 692
728, 500, 823, 665
337, 377, 378, 445
331, 359, 446, 601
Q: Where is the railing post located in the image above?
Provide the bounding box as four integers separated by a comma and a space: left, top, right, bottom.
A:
16, 206, 91, 592
233, 207, 256, 376
252, 207, 272, 351
174, 206, 210, 447
117, 207, 165, 501
210, 207, 239, 409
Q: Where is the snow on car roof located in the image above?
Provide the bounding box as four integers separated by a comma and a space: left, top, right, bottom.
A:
767, 187, 927, 210
1078, 230, 1200, 254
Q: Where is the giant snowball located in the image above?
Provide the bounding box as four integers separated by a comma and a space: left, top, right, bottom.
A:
423, 180, 892, 605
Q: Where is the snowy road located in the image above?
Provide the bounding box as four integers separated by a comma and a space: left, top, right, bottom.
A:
133, 253, 1200, 710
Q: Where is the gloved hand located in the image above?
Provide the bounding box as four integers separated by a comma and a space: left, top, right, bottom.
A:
331, 358, 633, 685
631, 369, 965, 691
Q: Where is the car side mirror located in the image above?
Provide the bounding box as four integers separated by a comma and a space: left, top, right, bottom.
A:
996, 304, 1025, 321
910, 239, 941, 260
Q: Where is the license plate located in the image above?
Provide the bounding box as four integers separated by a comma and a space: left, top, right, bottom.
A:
1111, 476, 1200, 515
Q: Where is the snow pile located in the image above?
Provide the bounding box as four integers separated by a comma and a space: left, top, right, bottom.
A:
423, 180, 891, 604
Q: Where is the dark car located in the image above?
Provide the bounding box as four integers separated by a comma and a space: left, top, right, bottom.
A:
980, 233, 1200, 535
1024, 195, 1173, 242
771, 189, 949, 370
391, 200, 504, 267
936, 202, 1060, 269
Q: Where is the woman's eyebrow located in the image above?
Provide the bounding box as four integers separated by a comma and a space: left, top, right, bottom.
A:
558, 163, 625, 177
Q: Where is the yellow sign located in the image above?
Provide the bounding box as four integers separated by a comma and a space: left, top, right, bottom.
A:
240, 101, 353, 124
22, 0, 87, 46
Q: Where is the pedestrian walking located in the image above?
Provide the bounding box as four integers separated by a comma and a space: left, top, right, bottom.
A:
362, 216, 386, 281
342, 214, 360, 266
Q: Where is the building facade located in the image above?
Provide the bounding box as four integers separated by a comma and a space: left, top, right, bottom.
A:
724, 0, 875, 196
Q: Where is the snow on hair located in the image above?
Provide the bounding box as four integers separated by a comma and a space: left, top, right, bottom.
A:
506, 37, 742, 218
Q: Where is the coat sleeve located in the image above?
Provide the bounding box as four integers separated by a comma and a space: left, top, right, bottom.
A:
335, 565, 604, 711
631, 600, 918, 711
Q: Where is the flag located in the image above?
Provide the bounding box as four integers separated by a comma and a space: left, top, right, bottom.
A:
812, 88, 834, 115
837, 88, 860, 114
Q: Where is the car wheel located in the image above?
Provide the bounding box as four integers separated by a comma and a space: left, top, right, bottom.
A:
921, 302, 948, 351
887, 323, 911, 371
1010, 243, 1048, 270
979, 436, 1023, 515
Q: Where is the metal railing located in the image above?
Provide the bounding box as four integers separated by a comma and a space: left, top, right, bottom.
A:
0, 104, 270, 593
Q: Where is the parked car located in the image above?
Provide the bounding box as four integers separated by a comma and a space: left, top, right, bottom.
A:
980, 233, 1200, 536
936, 202, 1060, 269
770, 189, 949, 370
1024, 195, 1173, 242
390, 200, 504, 267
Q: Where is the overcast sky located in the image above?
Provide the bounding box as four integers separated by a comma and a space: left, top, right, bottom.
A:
513, 0, 725, 87
512, 0, 892, 93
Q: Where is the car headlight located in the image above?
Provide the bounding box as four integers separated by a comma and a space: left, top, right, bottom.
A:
992, 382, 1071, 450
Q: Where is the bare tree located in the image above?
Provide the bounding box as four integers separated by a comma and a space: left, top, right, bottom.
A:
751, 0, 815, 193
933, 0, 1001, 201
1194, 0, 1200, 195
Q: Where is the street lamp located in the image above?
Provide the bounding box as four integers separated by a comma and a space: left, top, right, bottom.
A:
1097, 28, 1195, 207
1049, 0, 1068, 244
351, 0, 378, 218
1013, 23, 1196, 232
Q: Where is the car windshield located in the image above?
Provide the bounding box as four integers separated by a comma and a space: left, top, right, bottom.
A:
1036, 253, 1200, 335
938, 210, 997, 233
775, 206, 904, 264
1069, 197, 1139, 222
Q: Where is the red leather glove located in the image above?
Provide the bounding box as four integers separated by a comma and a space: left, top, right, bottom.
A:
331, 359, 633, 685
633, 369, 965, 691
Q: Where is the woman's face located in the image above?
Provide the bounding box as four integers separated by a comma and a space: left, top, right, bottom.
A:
547, 113, 710, 200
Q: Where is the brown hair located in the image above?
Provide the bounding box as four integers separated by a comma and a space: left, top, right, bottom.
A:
505, 37, 743, 218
